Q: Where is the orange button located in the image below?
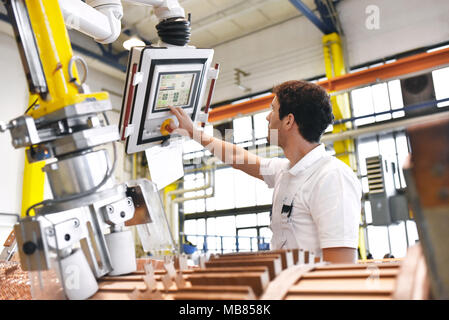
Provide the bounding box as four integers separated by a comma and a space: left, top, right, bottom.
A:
160, 119, 173, 136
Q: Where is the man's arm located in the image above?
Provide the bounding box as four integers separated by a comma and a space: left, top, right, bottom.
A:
322, 247, 357, 264
309, 169, 361, 265
168, 106, 263, 180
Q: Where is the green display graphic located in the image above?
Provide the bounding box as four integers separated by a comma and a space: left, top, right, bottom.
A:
155, 73, 195, 110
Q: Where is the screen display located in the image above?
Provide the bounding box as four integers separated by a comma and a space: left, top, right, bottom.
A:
154, 73, 195, 110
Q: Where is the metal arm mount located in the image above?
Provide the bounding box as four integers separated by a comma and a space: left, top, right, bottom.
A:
58, 0, 186, 45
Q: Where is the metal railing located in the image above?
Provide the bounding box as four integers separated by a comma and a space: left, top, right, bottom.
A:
181, 233, 270, 254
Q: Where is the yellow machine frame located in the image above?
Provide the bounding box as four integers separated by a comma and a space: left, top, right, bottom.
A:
20, 0, 110, 217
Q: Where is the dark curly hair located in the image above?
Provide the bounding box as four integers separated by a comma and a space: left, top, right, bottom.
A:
273, 80, 334, 143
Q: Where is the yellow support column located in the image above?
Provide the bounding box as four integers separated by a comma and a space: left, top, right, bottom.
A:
164, 182, 179, 229
21, 153, 45, 217
322, 32, 367, 260
132, 154, 138, 180
21, 94, 45, 217
322, 33, 357, 168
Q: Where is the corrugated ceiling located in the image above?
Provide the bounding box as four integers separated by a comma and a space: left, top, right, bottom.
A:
117, 0, 315, 50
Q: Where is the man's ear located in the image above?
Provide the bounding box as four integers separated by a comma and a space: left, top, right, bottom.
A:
284, 113, 295, 130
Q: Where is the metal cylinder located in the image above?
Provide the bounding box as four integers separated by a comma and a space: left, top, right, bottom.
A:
60, 248, 99, 300
105, 230, 136, 276
43, 149, 115, 199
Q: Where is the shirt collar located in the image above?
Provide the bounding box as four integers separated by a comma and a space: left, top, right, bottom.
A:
288, 144, 327, 176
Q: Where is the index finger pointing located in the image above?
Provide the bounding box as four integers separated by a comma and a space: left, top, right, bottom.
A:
168, 105, 180, 116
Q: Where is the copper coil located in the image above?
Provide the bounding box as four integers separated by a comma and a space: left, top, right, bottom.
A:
0, 262, 32, 300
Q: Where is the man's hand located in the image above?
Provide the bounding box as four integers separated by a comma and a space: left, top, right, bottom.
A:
167, 106, 195, 138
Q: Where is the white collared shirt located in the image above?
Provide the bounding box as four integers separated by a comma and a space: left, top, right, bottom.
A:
260, 144, 362, 257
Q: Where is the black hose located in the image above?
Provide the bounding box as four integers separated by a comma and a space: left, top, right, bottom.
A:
156, 17, 191, 46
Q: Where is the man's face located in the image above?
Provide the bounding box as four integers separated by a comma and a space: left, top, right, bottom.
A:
266, 96, 282, 146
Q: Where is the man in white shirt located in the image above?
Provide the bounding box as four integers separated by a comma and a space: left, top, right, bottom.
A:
167, 80, 362, 264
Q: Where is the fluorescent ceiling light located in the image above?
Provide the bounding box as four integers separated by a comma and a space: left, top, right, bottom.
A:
123, 37, 145, 50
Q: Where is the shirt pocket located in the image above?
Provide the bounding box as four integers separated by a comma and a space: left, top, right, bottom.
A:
280, 213, 297, 249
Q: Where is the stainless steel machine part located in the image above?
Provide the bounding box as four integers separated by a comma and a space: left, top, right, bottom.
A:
45, 218, 82, 254
9, 116, 41, 148
13, 218, 50, 271
6, 0, 48, 96
0, 241, 17, 261
101, 197, 135, 228
43, 149, 115, 199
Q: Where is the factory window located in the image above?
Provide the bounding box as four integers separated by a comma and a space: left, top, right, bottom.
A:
236, 213, 257, 228
183, 212, 271, 254
182, 172, 206, 213
183, 218, 206, 252
366, 221, 419, 259
255, 178, 273, 205
182, 124, 213, 160
351, 64, 449, 128
182, 122, 275, 214
202, 216, 236, 253
432, 66, 449, 108
215, 216, 237, 253
257, 212, 271, 226
234, 170, 257, 208
253, 110, 270, 140
233, 116, 253, 144
183, 168, 273, 251
237, 228, 258, 252
209, 167, 236, 211
351, 79, 404, 126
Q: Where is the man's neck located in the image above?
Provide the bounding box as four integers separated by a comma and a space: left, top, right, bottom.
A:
283, 136, 320, 167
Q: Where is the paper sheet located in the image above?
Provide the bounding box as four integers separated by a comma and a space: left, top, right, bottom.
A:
145, 139, 184, 190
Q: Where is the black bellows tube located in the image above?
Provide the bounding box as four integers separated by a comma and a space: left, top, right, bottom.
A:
156, 17, 191, 46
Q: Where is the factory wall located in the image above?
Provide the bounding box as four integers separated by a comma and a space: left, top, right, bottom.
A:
211, 12, 324, 104
339, 0, 449, 67
211, 0, 449, 104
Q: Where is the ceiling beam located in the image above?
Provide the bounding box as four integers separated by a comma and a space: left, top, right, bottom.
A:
288, 0, 334, 34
